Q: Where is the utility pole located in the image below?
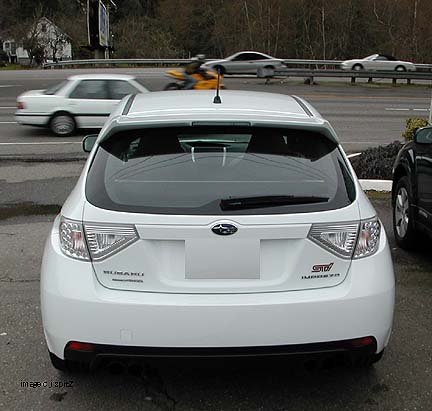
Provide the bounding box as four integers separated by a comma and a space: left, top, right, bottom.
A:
412, 0, 418, 61
105, 1, 117, 59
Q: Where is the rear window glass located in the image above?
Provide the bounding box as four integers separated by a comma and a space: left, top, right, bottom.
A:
44, 80, 69, 95
86, 127, 355, 215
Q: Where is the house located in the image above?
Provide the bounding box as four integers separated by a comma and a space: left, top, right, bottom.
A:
2, 17, 72, 65
2, 40, 27, 63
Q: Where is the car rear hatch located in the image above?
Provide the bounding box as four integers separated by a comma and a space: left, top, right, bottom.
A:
83, 125, 359, 294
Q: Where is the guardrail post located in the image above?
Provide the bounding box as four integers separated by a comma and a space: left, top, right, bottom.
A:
392, 78, 397, 86
351, 77, 355, 85
407, 79, 411, 85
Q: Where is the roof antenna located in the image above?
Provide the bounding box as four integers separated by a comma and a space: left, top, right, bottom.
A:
213, 68, 222, 104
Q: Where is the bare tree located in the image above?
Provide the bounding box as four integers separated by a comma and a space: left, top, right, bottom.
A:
45, 24, 70, 61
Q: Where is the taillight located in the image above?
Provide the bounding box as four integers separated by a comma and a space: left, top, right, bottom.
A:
353, 218, 381, 259
308, 218, 381, 259
59, 217, 138, 261
17, 101, 26, 110
67, 341, 95, 351
60, 218, 90, 261
84, 223, 138, 261
349, 336, 375, 348
308, 222, 359, 259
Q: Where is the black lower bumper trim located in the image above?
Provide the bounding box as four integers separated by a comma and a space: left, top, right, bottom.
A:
64, 337, 377, 364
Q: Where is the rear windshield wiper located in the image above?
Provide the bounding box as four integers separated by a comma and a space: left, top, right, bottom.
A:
220, 195, 329, 211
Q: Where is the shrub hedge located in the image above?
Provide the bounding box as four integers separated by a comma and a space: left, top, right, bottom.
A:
402, 118, 428, 141
350, 141, 403, 180
350, 117, 431, 179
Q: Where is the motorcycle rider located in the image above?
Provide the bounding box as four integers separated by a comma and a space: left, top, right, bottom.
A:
183, 54, 208, 89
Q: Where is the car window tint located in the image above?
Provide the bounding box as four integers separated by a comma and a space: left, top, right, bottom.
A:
416, 128, 432, 144
44, 80, 69, 95
374, 56, 388, 61
249, 53, 268, 60
109, 80, 138, 100
69, 80, 109, 99
232, 54, 246, 61
86, 127, 355, 215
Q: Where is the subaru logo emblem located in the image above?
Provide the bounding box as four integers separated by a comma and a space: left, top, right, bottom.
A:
211, 223, 238, 236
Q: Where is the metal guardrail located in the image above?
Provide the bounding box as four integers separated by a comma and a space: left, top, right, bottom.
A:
282, 59, 343, 66
270, 69, 432, 85
43, 58, 432, 70
42, 58, 192, 68
282, 60, 432, 70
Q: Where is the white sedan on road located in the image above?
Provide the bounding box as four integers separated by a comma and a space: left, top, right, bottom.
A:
203, 51, 286, 75
15, 74, 149, 136
340, 54, 416, 72
41, 90, 394, 372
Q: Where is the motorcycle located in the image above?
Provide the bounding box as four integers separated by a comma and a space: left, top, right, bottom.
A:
164, 68, 224, 90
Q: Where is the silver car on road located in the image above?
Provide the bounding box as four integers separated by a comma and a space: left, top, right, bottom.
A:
341, 54, 416, 72
203, 51, 286, 75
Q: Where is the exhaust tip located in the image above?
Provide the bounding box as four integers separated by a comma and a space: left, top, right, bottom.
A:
107, 361, 126, 375
127, 362, 142, 377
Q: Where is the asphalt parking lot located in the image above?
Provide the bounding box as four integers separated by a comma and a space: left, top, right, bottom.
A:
0, 160, 431, 411
1, 71, 431, 410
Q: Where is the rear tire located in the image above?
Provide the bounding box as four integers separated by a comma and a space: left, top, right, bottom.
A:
164, 83, 181, 91
50, 112, 76, 136
395, 65, 406, 72
393, 176, 418, 249
352, 64, 363, 71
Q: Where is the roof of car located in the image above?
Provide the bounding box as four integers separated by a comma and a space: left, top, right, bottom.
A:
232, 51, 272, 56
122, 90, 322, 124
68, 74, 136, 81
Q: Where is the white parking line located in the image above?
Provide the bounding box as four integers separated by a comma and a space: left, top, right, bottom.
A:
0, 107, 16, 109
385, 107, 430, 112
0, 142, 80, 145
0, 121, 17, 124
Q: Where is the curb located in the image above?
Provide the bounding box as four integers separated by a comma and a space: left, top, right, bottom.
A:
359, 179, 392, 192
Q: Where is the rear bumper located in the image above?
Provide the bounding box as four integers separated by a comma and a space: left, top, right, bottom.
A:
15, 113, 50, 126
64, 337, 378, 366
41, 226, 395, 360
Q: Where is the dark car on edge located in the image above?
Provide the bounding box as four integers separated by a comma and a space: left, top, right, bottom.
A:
392, 126, 432, 248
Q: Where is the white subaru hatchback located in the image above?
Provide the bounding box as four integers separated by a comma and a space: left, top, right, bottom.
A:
41, 90, 395, 371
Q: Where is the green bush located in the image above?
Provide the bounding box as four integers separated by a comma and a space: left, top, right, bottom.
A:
402, 118, 429, 141
350, 141, 403, 180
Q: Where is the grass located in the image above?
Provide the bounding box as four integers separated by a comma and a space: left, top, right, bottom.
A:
0, 63, 37, 70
